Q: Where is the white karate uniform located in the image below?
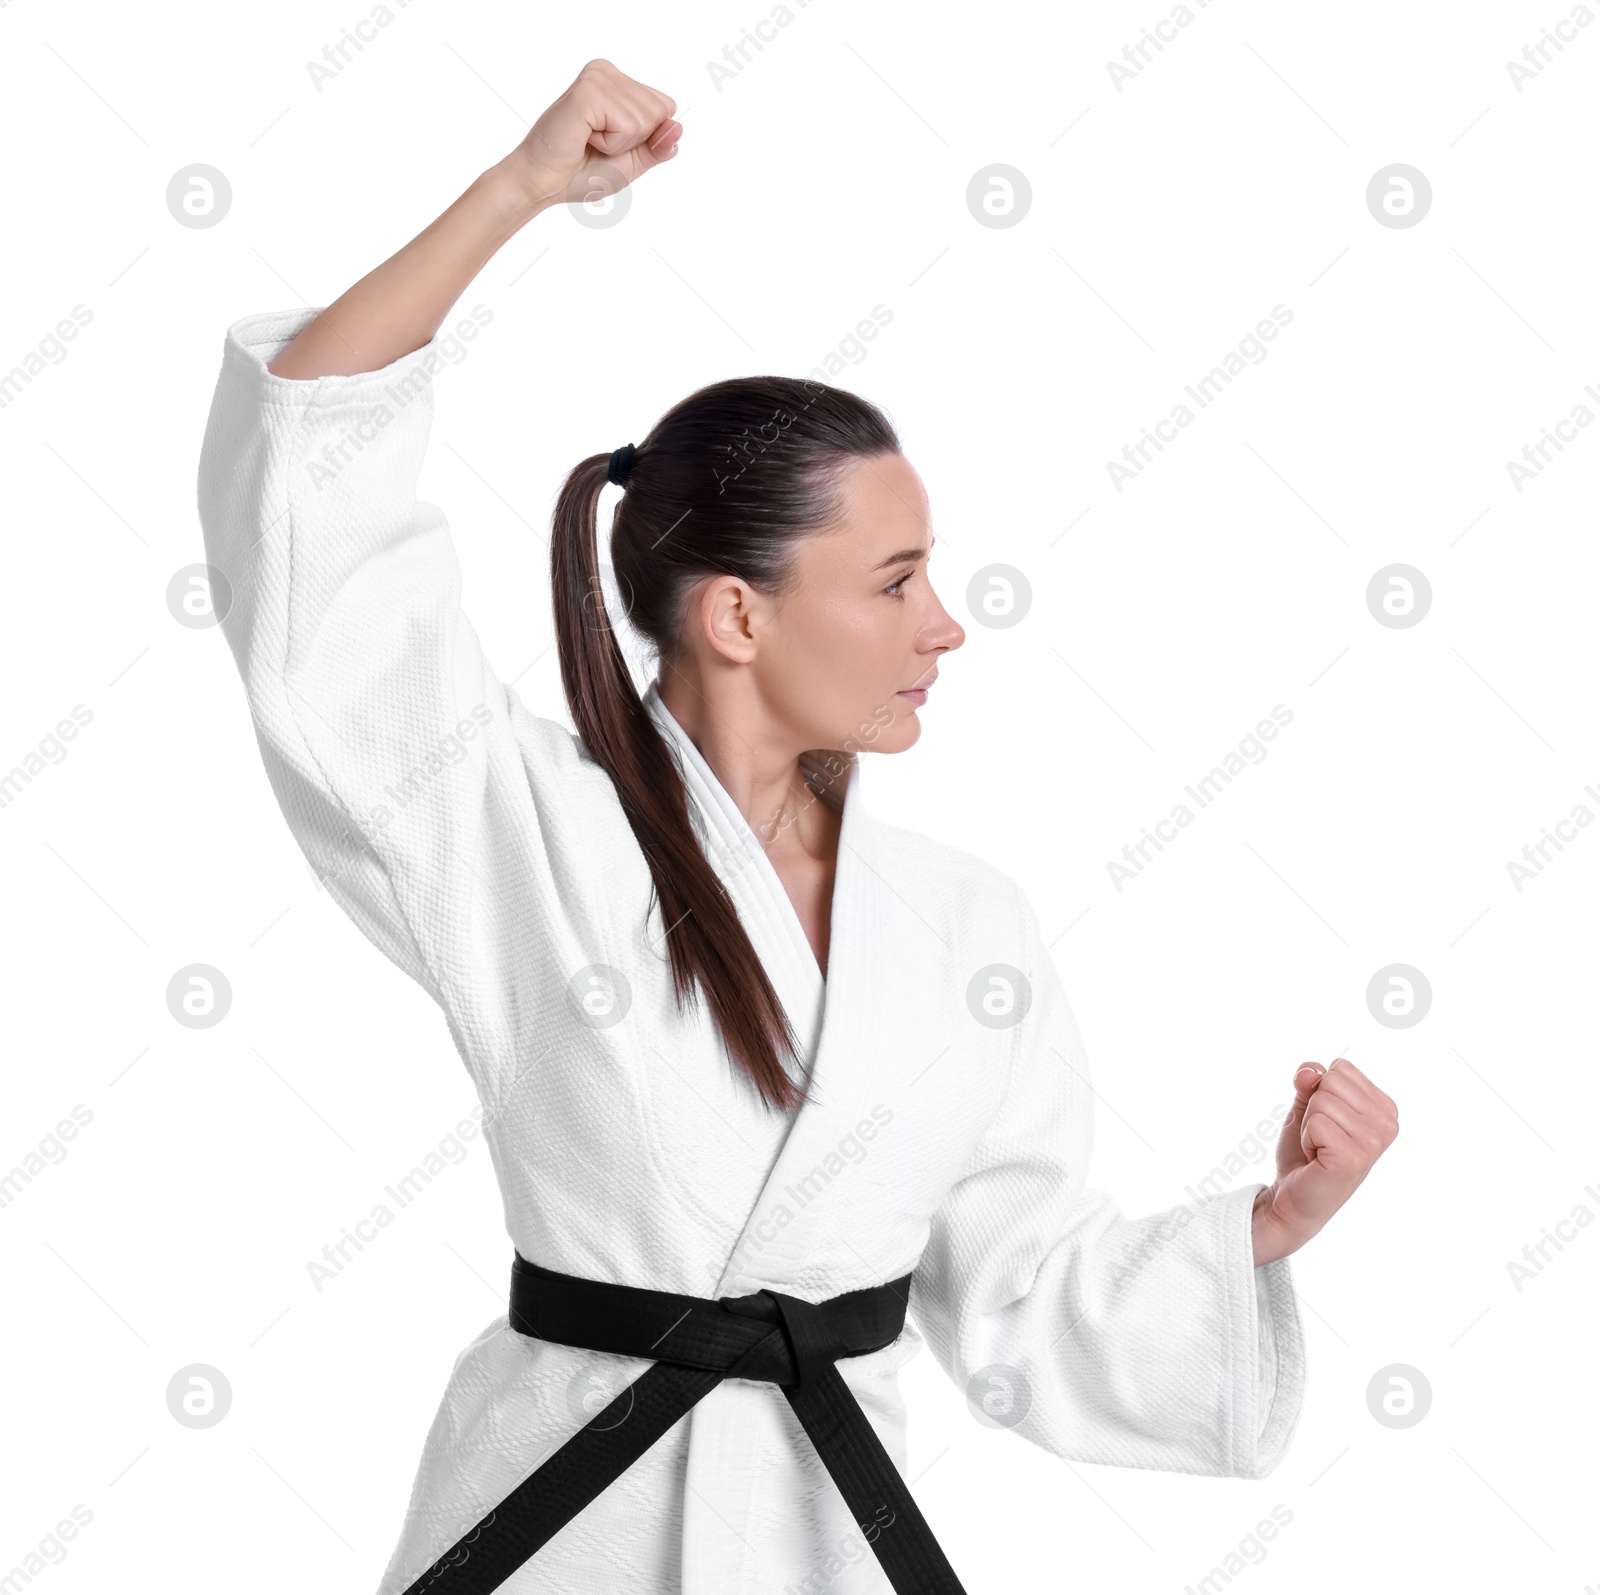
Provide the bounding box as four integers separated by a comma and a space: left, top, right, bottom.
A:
197, 307, 1307, 1595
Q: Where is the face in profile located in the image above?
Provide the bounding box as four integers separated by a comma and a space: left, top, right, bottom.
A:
691, 451, 965, 762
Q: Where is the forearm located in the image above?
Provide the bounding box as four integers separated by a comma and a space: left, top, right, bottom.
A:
266, 155, 549, 381
1252, 1183, 1275, 1266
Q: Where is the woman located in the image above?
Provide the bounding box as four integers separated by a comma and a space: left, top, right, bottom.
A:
197, 57, 1397, 1595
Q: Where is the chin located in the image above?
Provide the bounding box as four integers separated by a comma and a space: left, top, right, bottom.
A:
877, 711, 922, 752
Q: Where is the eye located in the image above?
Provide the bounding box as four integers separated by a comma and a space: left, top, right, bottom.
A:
884, 571, 914, 600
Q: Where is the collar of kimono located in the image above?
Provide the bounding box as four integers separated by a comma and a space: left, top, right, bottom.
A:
638, 677, 907, 1299
639, 676, 864, 993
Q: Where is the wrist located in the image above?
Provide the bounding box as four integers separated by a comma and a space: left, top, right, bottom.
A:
1250, 1183, 1280, 1267
482, 152, 563, 227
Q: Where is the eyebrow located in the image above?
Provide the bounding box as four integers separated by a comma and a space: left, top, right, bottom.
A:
870, 543, 934, 572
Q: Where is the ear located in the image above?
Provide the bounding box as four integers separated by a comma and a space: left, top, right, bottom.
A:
700, 572, 763, 665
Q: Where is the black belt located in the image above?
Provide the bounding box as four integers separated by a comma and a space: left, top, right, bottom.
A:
397, 1253, 969, 1594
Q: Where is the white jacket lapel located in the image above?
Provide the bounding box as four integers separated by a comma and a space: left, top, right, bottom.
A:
642, 680, 828, 1068
640, 680, 890, 1296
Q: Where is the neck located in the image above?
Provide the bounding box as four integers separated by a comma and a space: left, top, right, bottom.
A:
653, 672, 845, 862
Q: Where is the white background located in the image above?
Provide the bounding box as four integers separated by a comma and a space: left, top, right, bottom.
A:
1, 2, 1596, 1592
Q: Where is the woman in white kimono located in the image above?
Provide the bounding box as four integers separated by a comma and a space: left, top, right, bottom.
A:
197, 58, 1398, 1595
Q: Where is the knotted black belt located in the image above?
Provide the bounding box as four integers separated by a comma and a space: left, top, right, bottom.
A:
398, 1252, 969, 1594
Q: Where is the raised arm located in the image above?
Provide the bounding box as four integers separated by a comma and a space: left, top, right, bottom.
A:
195, 60, 680, 1042
268, 58, 680, 379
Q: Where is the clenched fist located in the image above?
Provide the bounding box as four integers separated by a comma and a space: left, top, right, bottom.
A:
509, 58, 681, 209
1251, 1057, 1399, 1266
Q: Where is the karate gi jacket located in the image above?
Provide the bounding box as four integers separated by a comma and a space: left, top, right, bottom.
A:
196, 307, 1308, 1595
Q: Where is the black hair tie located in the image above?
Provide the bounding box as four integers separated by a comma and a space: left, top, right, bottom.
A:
607, 443, 636, 487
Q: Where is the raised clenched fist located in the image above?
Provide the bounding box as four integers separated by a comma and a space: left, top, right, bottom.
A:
510, 58, 681, 209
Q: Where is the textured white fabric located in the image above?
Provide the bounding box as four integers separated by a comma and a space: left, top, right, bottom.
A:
197, 306, 1308, 1595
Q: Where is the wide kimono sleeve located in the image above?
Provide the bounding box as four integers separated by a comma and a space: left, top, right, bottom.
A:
908, 882, 1308, 1479
195, 305, 562, 1029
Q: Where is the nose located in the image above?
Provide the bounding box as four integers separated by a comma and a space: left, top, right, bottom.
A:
925, 593, 965, 655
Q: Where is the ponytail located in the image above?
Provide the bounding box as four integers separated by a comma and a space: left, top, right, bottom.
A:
550, 453, 808, 1113
548, 375, 901, 1114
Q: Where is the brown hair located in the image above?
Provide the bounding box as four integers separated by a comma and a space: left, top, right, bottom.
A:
550, 375, 901, 1113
